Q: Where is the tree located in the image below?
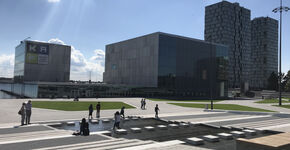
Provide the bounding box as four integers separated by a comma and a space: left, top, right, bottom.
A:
285, 80, 290, 92
282, 70, 290, 91
267, 72, 278, 91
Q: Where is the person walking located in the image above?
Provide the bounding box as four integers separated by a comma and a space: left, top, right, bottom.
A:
143, 99, 146, 109
96, 102, 101, 119
113, 111, 121, 130
19, 103, 26, 126
25, 100, 32, 125
88, 104, 93, 120
155, 104, 160, 119
120, 106, 125, 118
140, 99, 144, 109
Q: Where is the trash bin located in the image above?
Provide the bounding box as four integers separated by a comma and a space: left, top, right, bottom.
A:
205, 104, 208, 110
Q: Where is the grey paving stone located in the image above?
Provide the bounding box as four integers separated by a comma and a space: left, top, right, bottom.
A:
144, 126, 155, 131
242, 129, 257, 135
217, 133, 233, 140
168, 124, 179, 129
91, 120, 99, 124
203, 135, 219, 142
186, 137, 204, 145
157, 125, 168, 130
180, 123, 190, 128
66, 122, 75, 126
102, 119, 111, 123
130, 127, 142, 133
115, 129, 127, 135
230, 131, 246, 138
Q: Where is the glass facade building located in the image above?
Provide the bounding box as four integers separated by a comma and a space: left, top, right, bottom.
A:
104, 32, 228, 98
13, 40, 71, 82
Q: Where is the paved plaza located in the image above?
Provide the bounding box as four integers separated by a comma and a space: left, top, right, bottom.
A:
0, 98, 290, 149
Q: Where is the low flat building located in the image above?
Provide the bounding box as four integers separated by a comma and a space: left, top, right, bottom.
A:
103, 32, 229, 98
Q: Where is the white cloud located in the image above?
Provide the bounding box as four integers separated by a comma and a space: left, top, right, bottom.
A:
48, 38, 65, 45
47, 0, 60, 3
0, 54, 14, 78
48, 39, 105, 81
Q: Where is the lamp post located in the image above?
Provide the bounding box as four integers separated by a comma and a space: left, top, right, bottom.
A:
272, 0, 289, 106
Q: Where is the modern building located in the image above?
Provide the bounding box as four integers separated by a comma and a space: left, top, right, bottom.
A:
205, 1, 251, 90
14, 40, 71, 82
251, 17, 278, 89
103, 32, 229, 98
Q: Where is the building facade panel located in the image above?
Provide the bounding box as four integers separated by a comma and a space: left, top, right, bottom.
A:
103, 33, 159, 87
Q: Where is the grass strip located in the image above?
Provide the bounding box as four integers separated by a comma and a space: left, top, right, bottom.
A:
169, 103, 275, 112
32, 101, 135, 111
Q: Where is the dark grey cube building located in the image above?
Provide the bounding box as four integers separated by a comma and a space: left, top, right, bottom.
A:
103, 32, 229, 98
205, 1, 251, 89
14, 40, 71, 82
251, 17, 278, 89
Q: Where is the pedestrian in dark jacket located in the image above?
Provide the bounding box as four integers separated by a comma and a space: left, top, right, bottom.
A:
88, 104, 93, 120
120, 106, 125, 118
19, 103, 26, 126
25, 100, 32, 124
96, 102, 101, 118
155, 104, 160, 118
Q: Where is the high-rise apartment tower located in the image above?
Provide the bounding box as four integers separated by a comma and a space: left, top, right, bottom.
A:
205, 1, 251, 89
251, 17, 278, 89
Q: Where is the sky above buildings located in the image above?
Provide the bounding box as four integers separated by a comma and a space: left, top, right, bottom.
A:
0, 0, 289, 81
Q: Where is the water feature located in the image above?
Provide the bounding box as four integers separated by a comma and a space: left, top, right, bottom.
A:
48, 118, 167, 132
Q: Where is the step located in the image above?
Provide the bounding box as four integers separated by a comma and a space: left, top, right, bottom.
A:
242, 129, 257, 136
0, 130, 71, 143
203, 135, 219, 142
37, 139, 124, 150
60, 139, 133, 150
115, 129, 127, 135
130, 128, 142, 133
157, 125, 168, 130
217, 133, 233, 140
94, 140, 154, 150
144, 126, 155, 131
168, 124, 179, 129
186, 137, 204, 145
230, 131, 246, 138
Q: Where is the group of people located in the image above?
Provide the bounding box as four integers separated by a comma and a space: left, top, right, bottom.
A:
88, 102, 101, 120
18, 100, 32, 126
140, 98, 146, 109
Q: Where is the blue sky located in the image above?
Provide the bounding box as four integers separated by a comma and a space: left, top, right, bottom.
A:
0, 0, 289, 81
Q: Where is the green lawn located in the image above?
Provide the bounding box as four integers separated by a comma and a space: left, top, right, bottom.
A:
255, 99, 290, 104
148, 98, 223, 103
273, 105, 290, 109
32, 101, 135, 111
169, 103, 275, 112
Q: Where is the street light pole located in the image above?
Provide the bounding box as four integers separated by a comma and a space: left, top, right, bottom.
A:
272, 0, 289, 106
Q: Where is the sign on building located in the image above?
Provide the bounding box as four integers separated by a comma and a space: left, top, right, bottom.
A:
26, 43, 49, 64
